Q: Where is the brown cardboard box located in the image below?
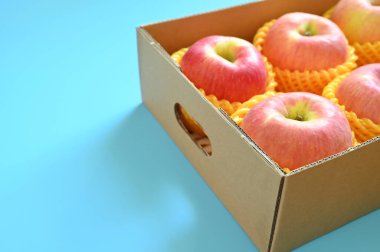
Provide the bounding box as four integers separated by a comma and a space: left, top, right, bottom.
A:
136, 0, 380, 251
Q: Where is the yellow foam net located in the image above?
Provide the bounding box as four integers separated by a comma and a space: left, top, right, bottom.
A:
322, 74, 380, 143
171, 47, 277, 115
324, 7, 380, 66
231, 91, 278, 126
352, 42, 380, 66
253, 20, 358, 95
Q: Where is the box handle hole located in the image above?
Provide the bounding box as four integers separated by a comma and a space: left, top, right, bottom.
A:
174, 103, 212, 156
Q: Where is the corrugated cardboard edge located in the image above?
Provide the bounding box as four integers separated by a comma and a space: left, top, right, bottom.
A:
267, 177, 285, 252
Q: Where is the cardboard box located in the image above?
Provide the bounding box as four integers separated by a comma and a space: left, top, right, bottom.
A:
136, 0, 380, 251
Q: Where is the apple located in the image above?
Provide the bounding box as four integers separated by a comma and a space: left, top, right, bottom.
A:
261, 12, 349, 71
336, 64, 380, 124
330, 0, 380, 43
241, 92, 353, 170
180, 35, 268, 103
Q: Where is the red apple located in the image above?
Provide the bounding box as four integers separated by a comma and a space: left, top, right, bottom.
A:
336, 64, 380, 124
330, 0, 380, 43
241, 92, 353, 170
262, 12, 349, 71
180, 35, 268, 103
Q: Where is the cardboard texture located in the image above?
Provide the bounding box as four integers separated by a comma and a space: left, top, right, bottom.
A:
272, 138, 380, 251
137, 0, 380, 251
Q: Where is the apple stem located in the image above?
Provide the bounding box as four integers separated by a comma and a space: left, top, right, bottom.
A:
302, 31, 312, 36
295, 114, 304, 121
298, 23, 317, 37
214, 41, 237, 63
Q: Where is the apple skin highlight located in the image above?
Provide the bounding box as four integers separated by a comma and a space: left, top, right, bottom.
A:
262, 12, 349, 71
330, 0, 380, 43
180, 35, 268, 103
336, 64, 380, 124
242, 92, 353, 170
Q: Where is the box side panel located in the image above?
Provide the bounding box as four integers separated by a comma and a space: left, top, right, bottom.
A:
143, 0, 338, 54
137, 28, 283, 251
271, 141, 380, 252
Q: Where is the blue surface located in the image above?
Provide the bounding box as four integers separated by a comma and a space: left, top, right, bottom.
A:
0, 0, 378, 251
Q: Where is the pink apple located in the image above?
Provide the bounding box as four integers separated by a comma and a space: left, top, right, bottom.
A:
180, 35, 268, 103
241, 92, 353, 170
330, 0, 380, 43
336, 64, 380, 124
262, 12, 349, 71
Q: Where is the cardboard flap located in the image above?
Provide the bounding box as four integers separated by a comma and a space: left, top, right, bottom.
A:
137, 27, 283, 251
142, 0, 338, 54
271, 139, 380, 252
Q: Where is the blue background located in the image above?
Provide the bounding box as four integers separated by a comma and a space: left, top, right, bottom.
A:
0, 0, 378, 251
